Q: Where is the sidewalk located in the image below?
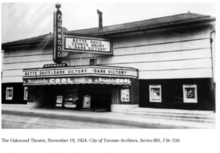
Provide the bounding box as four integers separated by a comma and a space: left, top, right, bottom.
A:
1, 104, 215, 129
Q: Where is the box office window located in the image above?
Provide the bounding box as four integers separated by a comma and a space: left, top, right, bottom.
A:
149, 85, 162, 103
183, 85, 198, 103
64, 89, 78, 103
24, 87, 28, 100
6, 87, 13, 100
120, 86, 130, 102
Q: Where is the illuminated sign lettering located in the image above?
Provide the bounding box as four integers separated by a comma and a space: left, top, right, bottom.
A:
23, 67, 138, 79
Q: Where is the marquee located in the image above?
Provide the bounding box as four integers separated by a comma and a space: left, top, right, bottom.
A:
23, 66, 138, 85
23, 66, 138, 79
63, 35, 112, 55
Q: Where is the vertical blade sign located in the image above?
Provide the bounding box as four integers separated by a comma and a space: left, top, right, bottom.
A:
53, 6, 62, 64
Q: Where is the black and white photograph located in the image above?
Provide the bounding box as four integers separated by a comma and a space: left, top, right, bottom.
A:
0, 1, 219, 153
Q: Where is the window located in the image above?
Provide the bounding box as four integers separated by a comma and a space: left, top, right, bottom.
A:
149, 85, 162, 102
64, 89, 78, 103
183, 85, 198, 103
6, 87, 13, 100
90, 59, 97, 66
24, 87, 28, 100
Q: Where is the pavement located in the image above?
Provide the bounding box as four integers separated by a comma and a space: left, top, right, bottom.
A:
1, 104, 216, 129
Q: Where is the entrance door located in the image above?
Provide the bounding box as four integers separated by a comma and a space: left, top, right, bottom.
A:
94, 85, 111, 111
63, 87, 78, 108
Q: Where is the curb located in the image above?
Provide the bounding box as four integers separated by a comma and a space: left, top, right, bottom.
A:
2, 109, 193, 129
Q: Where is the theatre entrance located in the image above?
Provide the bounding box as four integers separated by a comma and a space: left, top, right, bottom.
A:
53, 84, 112, 111
79, 84, 112, 111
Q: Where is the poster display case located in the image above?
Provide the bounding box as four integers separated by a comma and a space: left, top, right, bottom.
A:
149, 85, 162, 102
6, 87, 13, 100
183, 85, 198, 103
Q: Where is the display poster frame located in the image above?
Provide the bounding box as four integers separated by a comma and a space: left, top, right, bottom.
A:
56, 95, 63, 104
120, 87, 130, 102
83, 95, 91, 108
6, 87, 13, 100
53, 7, 63, 64
24, 87, 28, 100
149, 85, 162, 103
183, 85, 198, 103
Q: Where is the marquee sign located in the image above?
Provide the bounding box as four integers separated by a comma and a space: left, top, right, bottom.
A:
23, 77, 132, 86
63, 35, 112, 54
23, 66, 138, 79
53, 4, 63, 64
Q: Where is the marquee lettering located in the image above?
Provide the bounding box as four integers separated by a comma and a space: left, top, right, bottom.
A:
64, 36, 111, 54
24, 77, 132, 85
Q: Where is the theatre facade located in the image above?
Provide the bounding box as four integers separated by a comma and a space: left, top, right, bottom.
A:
2, 11, 216, 112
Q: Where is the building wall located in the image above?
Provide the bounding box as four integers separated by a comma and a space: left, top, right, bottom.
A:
2, 43, 53, 83
100, 24, 214, 80
139, 78, 215, 110
2, 83, 27, 104
2, 23, 215, 83
2, 22, 215, 110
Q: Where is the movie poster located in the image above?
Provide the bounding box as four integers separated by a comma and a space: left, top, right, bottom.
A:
83, 95, 91, 108
183, 85, 198, 103
56, 95, 63, 103
149, 85, 162, 102
6, 87, 13, 100
121, 88, 130, 102
24, 87, 28, 100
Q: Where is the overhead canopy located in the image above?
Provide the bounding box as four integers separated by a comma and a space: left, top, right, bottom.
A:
23, 66, 138, 86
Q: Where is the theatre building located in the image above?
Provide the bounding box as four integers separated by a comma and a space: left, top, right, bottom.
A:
2, 12, 216, 112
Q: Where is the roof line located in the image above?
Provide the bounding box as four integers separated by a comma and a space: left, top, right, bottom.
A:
2, 12, 215, 47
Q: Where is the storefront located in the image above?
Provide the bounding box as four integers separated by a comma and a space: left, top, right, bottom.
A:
23, 66, 139, 111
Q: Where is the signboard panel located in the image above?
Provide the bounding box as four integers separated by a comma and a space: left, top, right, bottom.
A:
23, 66, 138, 79
6, 87, 13, 100
23, 77, 132, 86
63, 35, 112, 54
53, 9, 63, 64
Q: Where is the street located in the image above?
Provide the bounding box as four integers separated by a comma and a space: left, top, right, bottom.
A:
2, 104, 215, 129
2, 114, 143, 129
